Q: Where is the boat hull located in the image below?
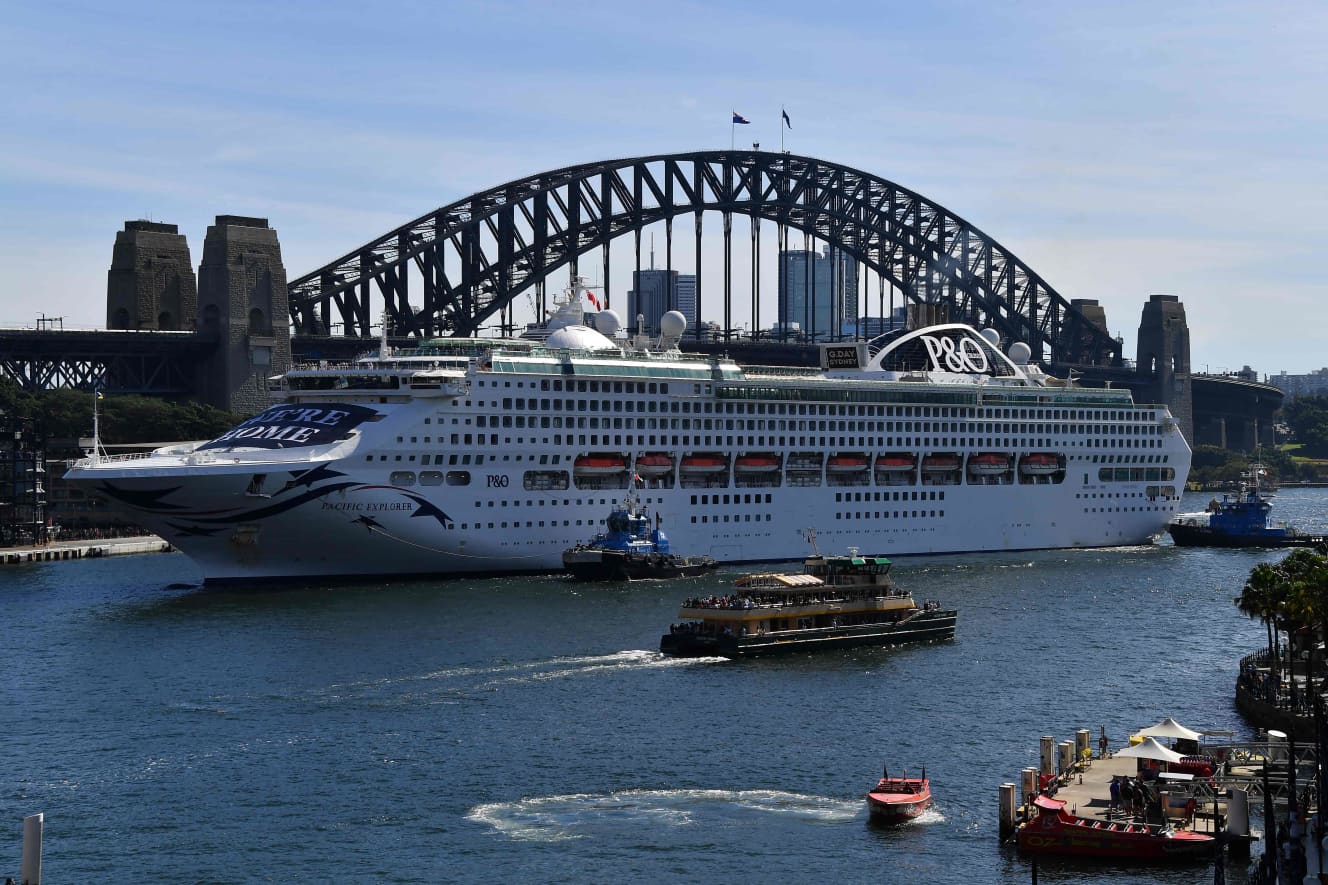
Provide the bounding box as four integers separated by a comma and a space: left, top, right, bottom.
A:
1016, 820, 1216, 861
1167, 523, 1322, 548
866, 779, 931, 824
562, 548, 718, 581
659, 609, 956, 658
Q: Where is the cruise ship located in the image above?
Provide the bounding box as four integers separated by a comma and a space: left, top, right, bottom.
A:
65, 291, 1191, 583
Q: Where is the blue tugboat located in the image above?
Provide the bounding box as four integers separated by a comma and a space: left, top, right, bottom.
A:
562, 490, 718, 581
1167, 465, 1325, 548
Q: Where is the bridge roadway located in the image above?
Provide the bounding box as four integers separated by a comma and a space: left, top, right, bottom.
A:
0, 328, 1282, 452
0, 327, 210, 394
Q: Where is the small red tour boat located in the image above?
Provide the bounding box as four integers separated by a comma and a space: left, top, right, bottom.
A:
866, 767, 931, 824
1016, 795, 1216, 861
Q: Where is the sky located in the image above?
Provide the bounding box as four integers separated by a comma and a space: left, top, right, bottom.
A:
2, 0, 1326, 375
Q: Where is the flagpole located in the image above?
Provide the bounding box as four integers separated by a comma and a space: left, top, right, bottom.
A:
780, 106, 785, 153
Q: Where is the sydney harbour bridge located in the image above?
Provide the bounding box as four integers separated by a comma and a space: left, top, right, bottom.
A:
0, 150, 1280, 448
286, 150, 1119, 368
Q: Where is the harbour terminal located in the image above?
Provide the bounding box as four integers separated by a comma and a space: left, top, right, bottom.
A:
3, 151, 1327, 883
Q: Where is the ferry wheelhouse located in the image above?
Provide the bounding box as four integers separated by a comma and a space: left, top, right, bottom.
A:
64, 290, 1191, 582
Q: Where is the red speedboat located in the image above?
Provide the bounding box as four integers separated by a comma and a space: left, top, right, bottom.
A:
1016, 795, 1216, 860
866, 768, 931, 824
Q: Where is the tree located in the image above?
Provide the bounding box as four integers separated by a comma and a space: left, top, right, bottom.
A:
1235, 549, 1328, 705
1284, 395, 1328, 457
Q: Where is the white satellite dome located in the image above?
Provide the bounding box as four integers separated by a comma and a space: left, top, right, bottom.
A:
660, 311, 687, 338
979, 328, 1000, 348
1007, 341, 1032, 365
544, 324, 618, 351
594, 309, 623, 337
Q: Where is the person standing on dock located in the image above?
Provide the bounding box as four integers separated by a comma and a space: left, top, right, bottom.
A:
1109, 776, 1121, 815
1098, 726, 1108, 759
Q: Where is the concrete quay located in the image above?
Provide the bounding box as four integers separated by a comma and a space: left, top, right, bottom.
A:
1, 535, 172, 565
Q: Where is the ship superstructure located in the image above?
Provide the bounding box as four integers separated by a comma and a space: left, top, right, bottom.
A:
65, 296, 1191, 582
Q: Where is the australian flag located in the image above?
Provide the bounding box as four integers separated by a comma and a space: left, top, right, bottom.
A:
782, 108, 791, 129
732, 112, 750, 124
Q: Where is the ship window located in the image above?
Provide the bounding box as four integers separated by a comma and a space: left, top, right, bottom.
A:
420, 471, 443, 486
390, 471, 416, 485
447, 471, 471, 486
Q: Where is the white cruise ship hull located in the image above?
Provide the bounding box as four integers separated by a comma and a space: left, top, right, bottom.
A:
65, 322, 1191, 583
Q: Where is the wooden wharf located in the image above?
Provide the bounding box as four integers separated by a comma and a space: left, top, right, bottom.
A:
1, 535, 171, 565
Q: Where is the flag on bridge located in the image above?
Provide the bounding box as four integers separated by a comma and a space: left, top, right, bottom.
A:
732, 112, 750, 124
782, 108, 791, 129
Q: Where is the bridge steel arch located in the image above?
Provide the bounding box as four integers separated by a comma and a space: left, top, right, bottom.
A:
288, 151, 1121, 366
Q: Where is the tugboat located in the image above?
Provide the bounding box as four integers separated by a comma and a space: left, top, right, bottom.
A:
659, 539, 956, 657
866, 766, 932, 824
562, 490, 718, 581
1167, 464, 1326, 548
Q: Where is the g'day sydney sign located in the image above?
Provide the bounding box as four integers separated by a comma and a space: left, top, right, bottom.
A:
199, 404, 379, 450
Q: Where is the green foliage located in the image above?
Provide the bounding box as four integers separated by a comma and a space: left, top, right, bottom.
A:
1283, 395, 1328, 457
0, 383, 240, 450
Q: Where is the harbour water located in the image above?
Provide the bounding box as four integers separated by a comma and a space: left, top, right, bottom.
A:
3, 488, 1327, 883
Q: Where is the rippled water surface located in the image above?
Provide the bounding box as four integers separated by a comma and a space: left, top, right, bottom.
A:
4, 488, 1328, 883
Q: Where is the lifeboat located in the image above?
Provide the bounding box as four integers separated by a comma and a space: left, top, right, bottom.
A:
920, 453, 960, 472
826, 453, 869, 473
1019, 453, 1062, 475
874, 453, 916, 473
634, 453, 675, 477
966, 453, 1011, 475
573, 453, 629, 476
680, 453, 728, 474
734, 453, 781, 473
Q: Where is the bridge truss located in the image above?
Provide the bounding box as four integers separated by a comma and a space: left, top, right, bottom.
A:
0, 330, 207, 394
288, 151, 1121, 365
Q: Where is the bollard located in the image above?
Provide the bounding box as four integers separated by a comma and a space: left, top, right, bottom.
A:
1040, 736, 1055, 780
1021, 767, 1038, 807
22, 811, 43, 885
1059, 741, 1074, 778
1076, 728, 1090, 761
999, 783, 1017, 840
1226, 788, 1251, 858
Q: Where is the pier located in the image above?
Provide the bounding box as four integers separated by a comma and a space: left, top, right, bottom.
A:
1, 535, 171, 565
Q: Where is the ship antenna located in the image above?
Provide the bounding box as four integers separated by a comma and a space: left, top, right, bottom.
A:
379, 310, 389, 360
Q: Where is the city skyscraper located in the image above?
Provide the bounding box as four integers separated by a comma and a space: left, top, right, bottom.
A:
777, 246, 857, 340
627, 268, 697, 335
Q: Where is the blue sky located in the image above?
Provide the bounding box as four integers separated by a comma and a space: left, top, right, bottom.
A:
2, 0, 1325, 374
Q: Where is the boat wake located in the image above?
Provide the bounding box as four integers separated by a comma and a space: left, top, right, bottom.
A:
311, 650, 726, 704
466, 788, 861, 842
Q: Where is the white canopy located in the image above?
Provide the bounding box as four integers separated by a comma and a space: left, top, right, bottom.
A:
1115, 736, 1186, 763
1137, 718, 1203, 741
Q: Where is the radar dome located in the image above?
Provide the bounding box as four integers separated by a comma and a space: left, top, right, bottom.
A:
594, 309, 623, 337
660, 311, 688, 338
544, 325, 618, 351
1007, 341, 1032, 365
979, 328, 1000, 348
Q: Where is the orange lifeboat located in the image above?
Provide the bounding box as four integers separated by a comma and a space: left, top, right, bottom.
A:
574, 453, 628, 476
680, 453, 728, 473
734, 453, 781, 473
634, 453, 674, 477
874, 453, 916, 473
967, 452, 1011, 475
920, 453, 960, 472
1019, 453, 1062, 475
826, 453, 869, 473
